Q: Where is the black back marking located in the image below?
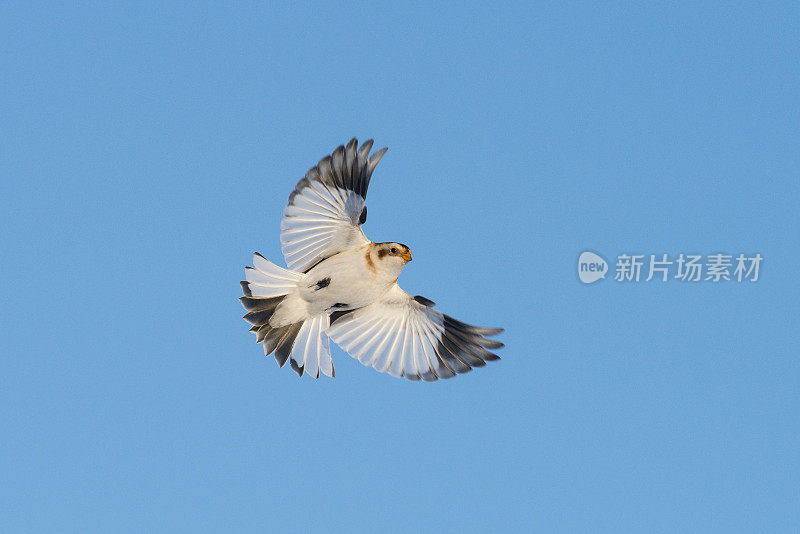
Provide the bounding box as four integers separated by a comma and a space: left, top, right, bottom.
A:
302, 257, 328, 274
330, 308, 357, 325
314, 277, 331, 290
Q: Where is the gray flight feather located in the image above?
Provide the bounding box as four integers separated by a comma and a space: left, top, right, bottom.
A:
274, 322, 303, 367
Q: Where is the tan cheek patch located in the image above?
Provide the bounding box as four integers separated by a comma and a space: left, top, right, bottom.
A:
365, 248, 376, 273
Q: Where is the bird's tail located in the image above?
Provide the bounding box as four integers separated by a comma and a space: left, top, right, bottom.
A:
240, 253, 334, 378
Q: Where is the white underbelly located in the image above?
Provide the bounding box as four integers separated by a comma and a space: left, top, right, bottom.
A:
299, 249, 391, 315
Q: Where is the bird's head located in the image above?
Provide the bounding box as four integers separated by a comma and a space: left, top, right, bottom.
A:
371, 242, 412, 280
377, 242, 412, 262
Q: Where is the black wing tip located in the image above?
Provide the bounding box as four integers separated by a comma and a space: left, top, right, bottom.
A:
370, 146, 388, 160
287, 138, 386, 202
413, 295, 436, 307
420, 370, 439, 382
435, 314, 505, 376
475, 327, 504, 337
403, 371, 422, 382
444, 314, 504, 337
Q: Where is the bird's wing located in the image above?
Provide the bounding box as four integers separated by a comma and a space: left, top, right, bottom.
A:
326, 284, 503, 381
281, 138, 387, 273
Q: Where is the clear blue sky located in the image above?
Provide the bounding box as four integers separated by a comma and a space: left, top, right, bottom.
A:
1, 2, 798, 532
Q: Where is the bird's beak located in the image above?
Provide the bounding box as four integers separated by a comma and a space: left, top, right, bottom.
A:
401, 251, 413, 262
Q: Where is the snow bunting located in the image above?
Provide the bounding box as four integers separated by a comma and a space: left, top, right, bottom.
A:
240, 138, 503, 381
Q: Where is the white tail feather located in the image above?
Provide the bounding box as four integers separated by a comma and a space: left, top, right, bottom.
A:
242, 253, 333, 378
290, 314, 334, 378
244, 253, 301, 298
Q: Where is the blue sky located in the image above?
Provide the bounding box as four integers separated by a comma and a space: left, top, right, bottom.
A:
1, 2, 798, 532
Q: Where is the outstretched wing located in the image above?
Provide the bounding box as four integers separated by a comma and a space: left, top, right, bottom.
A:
326, 284, 503, 382
281, 138, 387, 273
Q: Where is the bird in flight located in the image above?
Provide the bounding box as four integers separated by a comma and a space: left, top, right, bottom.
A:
240, 138, 503, 381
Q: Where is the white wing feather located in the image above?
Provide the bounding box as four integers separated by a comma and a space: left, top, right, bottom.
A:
326, 284, 503, 382
280, 139, 386, 273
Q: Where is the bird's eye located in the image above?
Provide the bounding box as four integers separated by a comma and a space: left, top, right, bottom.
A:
390, 248, 397, 254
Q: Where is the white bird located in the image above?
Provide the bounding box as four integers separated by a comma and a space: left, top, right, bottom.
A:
240, 138, 503, 381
